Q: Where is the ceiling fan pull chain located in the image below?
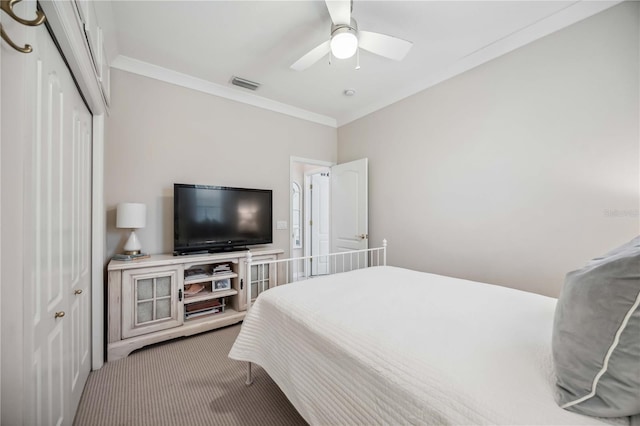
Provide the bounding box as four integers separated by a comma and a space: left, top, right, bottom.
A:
355, 48, 360, 70
329, 49, 332, 65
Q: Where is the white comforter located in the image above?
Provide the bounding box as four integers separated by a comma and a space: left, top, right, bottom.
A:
229, 266, 631, 425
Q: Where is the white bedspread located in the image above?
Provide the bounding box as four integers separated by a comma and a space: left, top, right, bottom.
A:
229, 266, 631, 425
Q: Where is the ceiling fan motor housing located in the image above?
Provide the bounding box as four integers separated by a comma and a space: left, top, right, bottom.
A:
331, 18, 358, 37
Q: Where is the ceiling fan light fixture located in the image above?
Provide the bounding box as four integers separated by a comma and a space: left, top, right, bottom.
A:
330, 27, 358, 59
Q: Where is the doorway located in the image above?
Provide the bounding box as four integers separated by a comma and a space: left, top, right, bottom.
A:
290, 157, 332, 280
290, 157, 369, 280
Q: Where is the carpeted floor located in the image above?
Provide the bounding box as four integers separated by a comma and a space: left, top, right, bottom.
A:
74, 324, 307, 426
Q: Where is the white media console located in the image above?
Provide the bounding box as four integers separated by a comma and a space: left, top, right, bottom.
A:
107, 248, 282, 361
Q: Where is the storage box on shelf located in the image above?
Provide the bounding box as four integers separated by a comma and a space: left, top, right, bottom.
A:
107, 248, 282, 361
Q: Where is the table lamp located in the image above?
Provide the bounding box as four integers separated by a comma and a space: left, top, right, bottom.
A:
116, 202, 146, 255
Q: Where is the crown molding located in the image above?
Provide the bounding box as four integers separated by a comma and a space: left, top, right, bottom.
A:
337, 0, 623, 126
110, 56, 338, 128
111, 0, 620, 129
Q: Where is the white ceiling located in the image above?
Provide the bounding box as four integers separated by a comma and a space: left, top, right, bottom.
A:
109, 1, 619, 127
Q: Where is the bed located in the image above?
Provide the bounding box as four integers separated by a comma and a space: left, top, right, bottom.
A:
229, 247, 638, 425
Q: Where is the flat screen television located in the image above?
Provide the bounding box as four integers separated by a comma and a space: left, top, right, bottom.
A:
173, 183, 273, 255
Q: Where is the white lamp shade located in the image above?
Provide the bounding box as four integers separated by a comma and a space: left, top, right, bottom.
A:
116, 203, 146, 229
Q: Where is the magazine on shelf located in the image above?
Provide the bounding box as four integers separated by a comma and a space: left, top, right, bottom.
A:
183, 283, 205, 297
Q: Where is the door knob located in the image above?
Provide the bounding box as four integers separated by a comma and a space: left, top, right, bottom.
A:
54, 311, 65, 319
74, 289, 83, 295
357, 234, 368, 240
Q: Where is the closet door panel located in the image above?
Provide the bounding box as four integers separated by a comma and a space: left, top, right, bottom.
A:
30, 17, 93, 425
68, 99, 92, 415
2, 1, 94, 424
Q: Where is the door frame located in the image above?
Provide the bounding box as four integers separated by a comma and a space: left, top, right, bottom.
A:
289, 157, 334, 279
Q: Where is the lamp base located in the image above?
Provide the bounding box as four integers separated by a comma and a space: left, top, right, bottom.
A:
123, 230, 142, 255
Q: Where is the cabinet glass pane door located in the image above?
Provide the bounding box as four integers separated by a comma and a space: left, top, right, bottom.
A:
250, 264, 270, 300
135, 276, 173, 325
122, 266, 183, 339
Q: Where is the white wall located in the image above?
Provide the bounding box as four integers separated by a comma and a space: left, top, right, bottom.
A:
105, 69, 337, 260
338, 2, 639, 297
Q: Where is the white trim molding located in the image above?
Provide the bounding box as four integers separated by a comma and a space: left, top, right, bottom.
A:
91, 115, 105, 370
111, 55, 337, 128
39, 1, 107, 115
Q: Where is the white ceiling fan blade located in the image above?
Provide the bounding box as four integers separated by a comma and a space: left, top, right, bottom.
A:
325, 0, 351, 26
290, 40, 331, 71
358, 30, 413, 61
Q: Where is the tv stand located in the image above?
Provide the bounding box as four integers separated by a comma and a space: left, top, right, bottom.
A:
107, 248, 283, 361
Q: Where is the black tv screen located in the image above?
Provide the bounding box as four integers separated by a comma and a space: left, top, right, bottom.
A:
174, 184, 272, 255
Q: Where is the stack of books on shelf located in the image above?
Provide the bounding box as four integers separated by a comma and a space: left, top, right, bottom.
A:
212, 263, 232, 275
184, 267, 210, 280
184, 298, 225, 319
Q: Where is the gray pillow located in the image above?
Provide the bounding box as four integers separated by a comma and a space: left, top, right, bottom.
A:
588, 236, 640, 264
552, 237, 640, 417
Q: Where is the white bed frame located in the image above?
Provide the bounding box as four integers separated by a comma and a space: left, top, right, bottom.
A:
243, 239, 388, 384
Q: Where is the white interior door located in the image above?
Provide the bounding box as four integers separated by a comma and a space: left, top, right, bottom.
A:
311, 172, 330, 275
1, 8, 92, 423
330, 159, 368, 254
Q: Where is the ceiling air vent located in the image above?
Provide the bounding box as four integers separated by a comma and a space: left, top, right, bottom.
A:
231, 76, 261, 91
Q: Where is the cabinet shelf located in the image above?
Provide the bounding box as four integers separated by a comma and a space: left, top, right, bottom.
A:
184, 272, 237, 285
183, 288, 237, 304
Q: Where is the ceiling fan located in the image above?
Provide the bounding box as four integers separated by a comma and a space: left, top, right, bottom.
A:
291, 0, 413, 71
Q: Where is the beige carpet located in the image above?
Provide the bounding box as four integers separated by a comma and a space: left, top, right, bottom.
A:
74, 324, 307, 426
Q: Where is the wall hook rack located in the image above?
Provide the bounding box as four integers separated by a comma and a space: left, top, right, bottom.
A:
0, 0, 46, 54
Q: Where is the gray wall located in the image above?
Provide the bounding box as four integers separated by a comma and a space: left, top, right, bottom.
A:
105, 69, 337, 259
338, 2, 639, 297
